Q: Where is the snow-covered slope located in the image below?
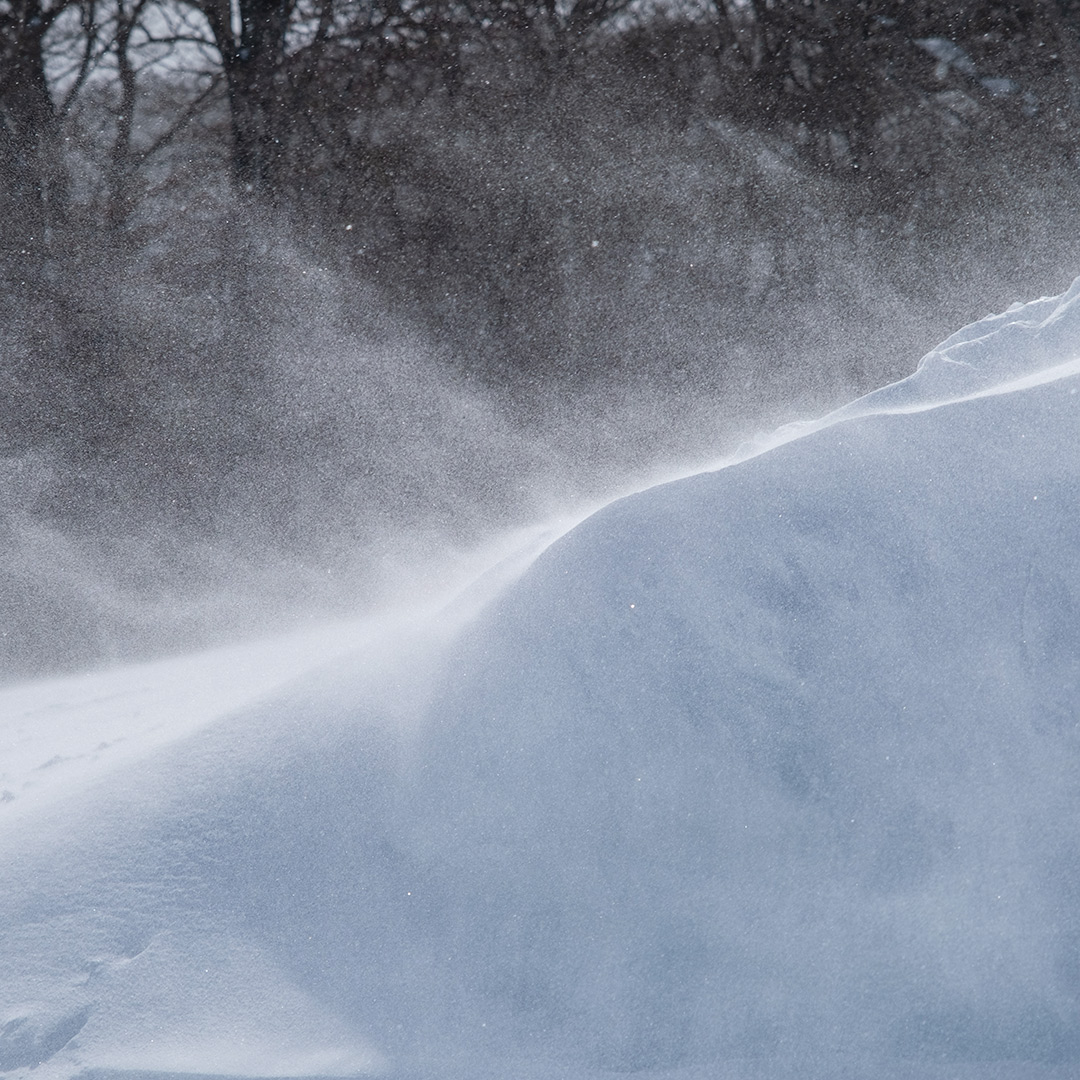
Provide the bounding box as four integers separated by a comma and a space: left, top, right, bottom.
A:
0, 622, 374, 836
3, 281, 1080, 1079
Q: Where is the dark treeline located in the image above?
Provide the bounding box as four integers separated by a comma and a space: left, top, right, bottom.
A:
3, 0, 1080, 678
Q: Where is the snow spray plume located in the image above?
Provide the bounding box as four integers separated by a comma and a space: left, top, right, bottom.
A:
3, 87, 1080, 681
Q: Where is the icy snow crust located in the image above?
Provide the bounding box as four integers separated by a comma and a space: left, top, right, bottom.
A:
3, 280, 1080, 1079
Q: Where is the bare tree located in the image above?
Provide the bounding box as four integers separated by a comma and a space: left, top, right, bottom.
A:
0, 0, 88, 248
193, 0, 298, 194
96, 0, 224, 227
463, 0, 635, 78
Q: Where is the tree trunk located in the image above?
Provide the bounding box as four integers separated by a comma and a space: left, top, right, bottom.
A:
0, 7, 68, 252
201, 0, 294, 197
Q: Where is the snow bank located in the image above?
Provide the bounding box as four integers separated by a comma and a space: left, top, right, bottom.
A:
3, 280, 1080, 1079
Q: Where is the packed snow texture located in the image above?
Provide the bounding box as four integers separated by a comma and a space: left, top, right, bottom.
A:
3, 279, 1080, 1079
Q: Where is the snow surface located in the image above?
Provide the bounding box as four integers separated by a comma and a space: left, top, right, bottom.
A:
3, 280, 1080, 1079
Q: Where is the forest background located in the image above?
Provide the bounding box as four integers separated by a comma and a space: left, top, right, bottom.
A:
3, 0, 1080, 679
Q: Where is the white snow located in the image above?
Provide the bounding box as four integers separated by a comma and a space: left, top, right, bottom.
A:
3, 279, 1080, 1079
0, 516, 566, 844
0, 622, 372, 837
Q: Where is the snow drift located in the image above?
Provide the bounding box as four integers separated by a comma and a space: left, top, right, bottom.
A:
3, 280, 1080, 1079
